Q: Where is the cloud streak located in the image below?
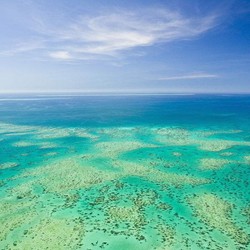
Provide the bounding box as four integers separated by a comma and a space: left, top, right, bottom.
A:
48, 9, 219, 60
0, 41, 45, 56
158, 73, 219, 80
1, 7, 220, 61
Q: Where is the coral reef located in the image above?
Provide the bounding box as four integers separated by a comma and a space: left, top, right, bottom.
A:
187, 193, 250, 246
0, 162, 19, 170
200, 158, 232, 170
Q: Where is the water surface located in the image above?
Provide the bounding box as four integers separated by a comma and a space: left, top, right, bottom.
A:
0, 94, 249, 249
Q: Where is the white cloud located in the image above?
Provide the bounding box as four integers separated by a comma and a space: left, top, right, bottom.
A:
2, 8, 220, 61
49, 51, 72, 60
0, 41, 44, 56
158, 73, 219, 80
48, 9, 218, 60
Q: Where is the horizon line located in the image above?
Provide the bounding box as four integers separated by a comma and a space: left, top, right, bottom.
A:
0, 91, 250, 96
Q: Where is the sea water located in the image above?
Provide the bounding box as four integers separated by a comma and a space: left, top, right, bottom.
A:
0, 94, 249, 249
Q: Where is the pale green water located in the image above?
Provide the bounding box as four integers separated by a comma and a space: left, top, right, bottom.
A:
0, 95, 249, 249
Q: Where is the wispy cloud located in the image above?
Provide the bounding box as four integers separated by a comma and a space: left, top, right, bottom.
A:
49, 51, 72, 60
0, 40, 45, 56
1, 7, 220, 61
158, 73, 219, 80
47, 9, 219, 60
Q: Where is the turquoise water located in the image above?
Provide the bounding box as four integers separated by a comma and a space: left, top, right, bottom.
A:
0, 94, 249, 249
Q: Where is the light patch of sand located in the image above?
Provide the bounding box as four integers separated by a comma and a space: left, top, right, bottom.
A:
12, 141, 58, 149
244, 156, 250, 165
116, 160, 209, 186
0, 162, 19, 170
109, 206, 143, 224
0, 198, 38, 242
0, 123, 36, 134
7, 181, 36, 199
200, 158, 232, 170
36, 127, 97, 140
188, 193, 249, 245
98, 127, 138, 138
220, 152, 234, 156
153, 128, 188, 137
0, 198, 36, 218
198, 140, 235, 152
152, 127, 250, 151
0, 122, 97, 142
44, 152, 58, 157
11, 217, 84, 250
0, 213, 31, 242
16, 158, 120, 194
154, 128, 190, 146
173, 152, 182, 157
13, 141, 34, 147
95, 141, 158, 157
194, 130, 242, 137
12, 155, 209, 197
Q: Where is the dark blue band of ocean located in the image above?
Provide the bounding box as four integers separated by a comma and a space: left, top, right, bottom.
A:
1, 94, 250, 129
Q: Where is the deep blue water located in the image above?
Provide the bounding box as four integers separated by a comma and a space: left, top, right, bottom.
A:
0, 94, 250, 129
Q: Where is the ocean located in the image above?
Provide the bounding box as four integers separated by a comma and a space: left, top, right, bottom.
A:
0, 94, 249, 249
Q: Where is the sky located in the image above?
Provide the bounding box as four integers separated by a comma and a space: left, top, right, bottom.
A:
0, 0, 250, 93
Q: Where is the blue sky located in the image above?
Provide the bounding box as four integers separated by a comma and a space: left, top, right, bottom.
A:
0, 0, 249, 93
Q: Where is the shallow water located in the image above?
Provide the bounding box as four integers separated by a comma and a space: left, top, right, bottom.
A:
0, 94, 249, 249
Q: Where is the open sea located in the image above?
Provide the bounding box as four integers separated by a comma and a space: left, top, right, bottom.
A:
0, 94, 249, 250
